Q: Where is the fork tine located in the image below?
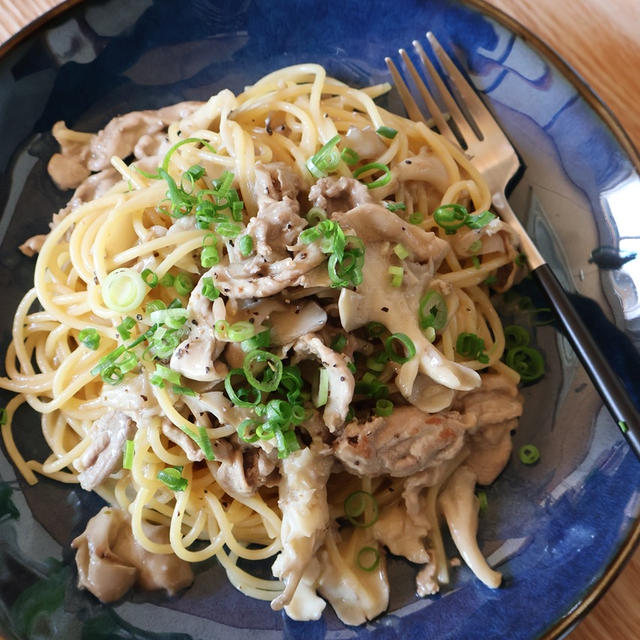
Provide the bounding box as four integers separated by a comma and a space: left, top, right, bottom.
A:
412, 40, 477, 146
397, 49, 457, 145
426, 32, 505, 141
384, 56, 426, 124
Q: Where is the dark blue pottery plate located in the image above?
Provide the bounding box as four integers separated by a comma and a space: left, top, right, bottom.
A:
1, 1, 639, 638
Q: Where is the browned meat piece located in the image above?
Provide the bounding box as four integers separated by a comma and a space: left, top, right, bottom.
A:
454, 373, 523, 484
76, 411, 135, 490
161, 420, 205, 462
248, 163, 306, 261
334, 406, 473, 477
292, 333, 354, 432
211, 242, 326, 299
215, 443, 279, 499
308, 176, 373, 214
254, 162, 302, 206
454, 373, 523, 428
72, 506, 193, 602
333, 202, 449, 267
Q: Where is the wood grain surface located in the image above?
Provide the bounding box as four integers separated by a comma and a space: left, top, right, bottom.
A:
1, 1, 639, 639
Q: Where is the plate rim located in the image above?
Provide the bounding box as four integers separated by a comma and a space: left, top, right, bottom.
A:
0, 0, 639, 638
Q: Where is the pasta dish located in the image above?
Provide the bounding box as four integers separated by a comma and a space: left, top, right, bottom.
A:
1, 64, 532, 623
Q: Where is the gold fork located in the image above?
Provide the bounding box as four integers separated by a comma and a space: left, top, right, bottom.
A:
386, 33, 640, 457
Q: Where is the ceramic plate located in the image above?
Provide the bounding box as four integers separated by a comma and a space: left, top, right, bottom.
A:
1, 1, 639, 638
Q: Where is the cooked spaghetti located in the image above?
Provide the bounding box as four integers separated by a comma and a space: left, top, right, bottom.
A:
1, 64, 526, 623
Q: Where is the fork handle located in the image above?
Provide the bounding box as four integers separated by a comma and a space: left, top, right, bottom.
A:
533, 263, 640, 458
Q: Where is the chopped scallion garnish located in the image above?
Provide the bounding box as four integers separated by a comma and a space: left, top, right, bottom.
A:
344, 491, 379, 528
356, 546, 381, 571
518, 444, 540, 465
141, 268, 159, 288
122, 439, 134, 470
201, 277, 220, 301
102, 268, 147, 313
78, 328, 100, 350
352, 162, 392, 189
384, 333, 416, 364
376, 125, 398, 139
157, 466, 188, 491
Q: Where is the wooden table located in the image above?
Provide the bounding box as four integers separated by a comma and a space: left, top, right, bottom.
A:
1, 1, 639, 639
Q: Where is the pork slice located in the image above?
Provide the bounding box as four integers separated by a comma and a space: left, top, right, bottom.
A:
334, 406, 473, 477
308, 176, 373, 215
76, 411, 135, 491
215, 445, 280, 499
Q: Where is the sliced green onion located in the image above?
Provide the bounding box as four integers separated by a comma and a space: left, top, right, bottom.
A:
161, 137, 216, 174
149, 308, 188, 329
356, 546, 381, 571
180, 164, 205, 192
408, 211, 424, 225
618, 420, 629, 434
122, 439, 134, 470
201, 277, 220, 301
515, 253, 527, 267
216, 221, 242, 238
145, 299, 167, 314
224, 368, 262, 407
385, 201, 406, 212
466, 210, 497, 229
375, 398, 394, 417
197, 426, 215, 460
384, 333, 416, 364
393, 243, 409, 260
114, 350, 138, 374
472, 255, 481, 269
352, 162, 391, 189
78, 328, 100, 350
174, 273, 194, 295
506, 346, 545, 382
366, 352, 387, 372
504, 325, 531, 350
275, 428, 300, 459
101, 365, 124, 385
201, 245, 219, 268
150, 364, 182, 387
168, 298, 183, 309
366, 322, 386, 338
331, 334, 347, 353
376, 125, 398, 139
172, 384, 197, 397
344, 491, 379, 528
91, 344, 126, 375
237, 235, 254, 257
214, 319, 229, 338
388, 265, 403, 287
243, 349, 283, 393
241, 329, 271, 352
469, 239, 483, 254
484, 274, 497, 286
228, 321, 255, 342
116, 316, 136, 340
0, 408, 7, 425
306, 207, 327, 225
141, 269, 159, 288
237, 418, 261, 443
433, 204, 469, 234
177, 424, 215, 461
419, 290, 448, 331
477, 490, 488, 513
102, 268, 147, 313
456, 332, 488, 363
306, 134, 341, 178
312, 368, 329, 408
519, 444, 540, 465
157, 466, 188, 491
340, 147, 360, 166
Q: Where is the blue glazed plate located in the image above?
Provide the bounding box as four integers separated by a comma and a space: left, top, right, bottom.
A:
1, 1, 639, 638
